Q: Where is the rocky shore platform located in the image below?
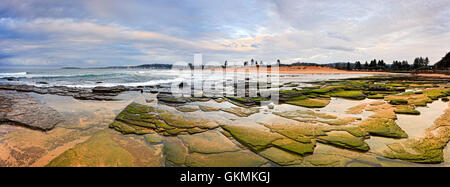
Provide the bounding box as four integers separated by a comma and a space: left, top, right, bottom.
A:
1, 74, 450, 167
0, 90, 64, 131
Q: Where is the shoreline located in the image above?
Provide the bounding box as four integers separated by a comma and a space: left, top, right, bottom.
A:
1, 72, 450, 167
203, 66, 391, 75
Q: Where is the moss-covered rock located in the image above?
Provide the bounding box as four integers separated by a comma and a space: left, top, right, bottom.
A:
423, 88, 449, 100
316, 132, 370, 152
380, 137, 447, 164
262, 122, 326, 140
286, 98, 330, 108
159, 113, 218, 129
109, 102, 218, 136
367, 94, 384, 99
311, 85, 345, 94
221, 125, 283, 152
394, 105, 421, 115
357, 118, 408, 138
369, 108, 397, 119
389, 99, 408, 105
385, 94, 432, 107
144, 133, 163, 144
330, 91, 366, 100
380, 106, 450, 163
272, 138, 315, 156
109, 121, 155, 135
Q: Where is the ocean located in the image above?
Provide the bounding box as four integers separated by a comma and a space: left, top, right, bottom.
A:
0, 67, 375, 88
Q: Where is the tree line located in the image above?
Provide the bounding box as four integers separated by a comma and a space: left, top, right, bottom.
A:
335, 57, 432, 71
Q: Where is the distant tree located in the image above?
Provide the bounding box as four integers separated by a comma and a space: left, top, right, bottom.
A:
369, 59, 377, 68
251, 59, 254, 66
424, 57, 429, 67
277, 59, 281, 66
355, 61, 361, 69
377, 60, 386, 69
413, 57, 430, 69
413, 57, 420, 69
188, 63, 194, 70
244, 61, 248, 66
364, 61, 369, 69
392, 60, 401, 70
346, 62, 351, 70
401, 60, 410, 70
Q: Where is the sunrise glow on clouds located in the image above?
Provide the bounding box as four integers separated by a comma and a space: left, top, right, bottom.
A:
0, 0, 449, 67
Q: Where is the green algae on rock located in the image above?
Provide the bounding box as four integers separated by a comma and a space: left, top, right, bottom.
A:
262, 121, 326, 140
358, 118, 408, 138
286, 98, 330, 108
109, 102, 218, 136
330, 91, 366, 100
394, 105, 421, 115
389, 99, 408, 105
221, 125, 283, 151
272, 138, 315, 156
367, 94, 384, 99
316, 131, 370, 152
380, 138, 447, 164
379, 105, 450, 164
326, 126, 370, 138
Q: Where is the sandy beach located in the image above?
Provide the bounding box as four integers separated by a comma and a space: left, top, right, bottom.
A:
205, 65, 390, 75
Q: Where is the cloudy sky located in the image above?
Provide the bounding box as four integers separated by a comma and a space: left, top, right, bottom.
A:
0, 0, 449, 67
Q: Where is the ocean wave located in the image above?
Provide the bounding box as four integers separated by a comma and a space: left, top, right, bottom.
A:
0, 72, 28, 78
64, 78, 185, 88
0, 72, 126, 79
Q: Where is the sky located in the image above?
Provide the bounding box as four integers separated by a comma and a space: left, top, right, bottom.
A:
0, 0, 449, 67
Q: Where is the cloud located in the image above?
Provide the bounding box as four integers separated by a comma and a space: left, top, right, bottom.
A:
0, 0, 449, 66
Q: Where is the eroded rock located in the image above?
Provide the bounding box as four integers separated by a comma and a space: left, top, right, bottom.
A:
109, 102, 218, 136
220, 107, 260, 117
0, 90, 63, 131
